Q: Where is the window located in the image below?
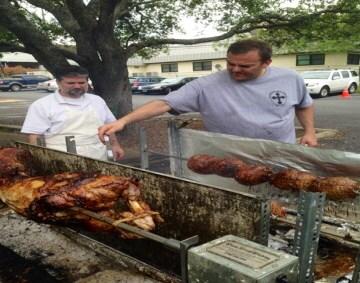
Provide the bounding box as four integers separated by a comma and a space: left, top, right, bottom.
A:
351, 70, 358, 77
341, 71, 350, 78
296, 54, 325, 66
193, 61, 212, 71
347, 54, 360, 65
161, 63, 178, 73
332, 72, 340, 80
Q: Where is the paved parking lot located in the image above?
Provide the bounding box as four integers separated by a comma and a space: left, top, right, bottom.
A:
1, 90, 360, 153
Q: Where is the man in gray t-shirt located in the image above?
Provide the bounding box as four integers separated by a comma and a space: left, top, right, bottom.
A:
99, 39, 317, 147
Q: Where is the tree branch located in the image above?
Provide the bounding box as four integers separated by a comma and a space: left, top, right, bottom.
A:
64, 0, 97, 29
127, 5, 357, 55
0, 0, 71, 73
0, 42, 26, 53
87, 0, 101, 19
26, 0, 81, 36
114, 0, 131, 19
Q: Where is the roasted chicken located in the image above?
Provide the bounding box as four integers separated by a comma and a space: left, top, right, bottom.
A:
187, 154, 272, 185
309, 177, 360, 200
187, 154, 360, 200
212, 158, 247, 177
270, 169, 317, 191
187, 154, 219, 174
0, 172, 163, 238
234, 164, 273, 186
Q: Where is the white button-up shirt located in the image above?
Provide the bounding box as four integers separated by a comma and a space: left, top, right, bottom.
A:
21, 91, 116, 136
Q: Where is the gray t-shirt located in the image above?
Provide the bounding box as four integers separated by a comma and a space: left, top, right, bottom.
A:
162, 67, 313, 144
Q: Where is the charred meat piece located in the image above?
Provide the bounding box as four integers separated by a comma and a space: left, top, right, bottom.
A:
0, 173, 162, 238
187, 154, 219, 174
29, 174, 140, 218
271, 201, 287, 217
270, 169, 317, 191
309, 177, 360, 200
0, 147, 34, 178
234, 164, 273, 186
212, 158, 246, 177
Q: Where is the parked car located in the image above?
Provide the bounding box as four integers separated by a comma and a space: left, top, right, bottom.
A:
131, 76, 165, 94
0, 74, 51, 92
301, 69, 358, 98
37, 78, 93, 92
140, 77, 198, 95
37, 79, 58, 92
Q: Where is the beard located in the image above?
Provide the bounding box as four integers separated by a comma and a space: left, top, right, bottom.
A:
68, 88, 86, 97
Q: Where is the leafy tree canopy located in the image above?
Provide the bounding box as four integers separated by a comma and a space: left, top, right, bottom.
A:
0, 0, 358, 118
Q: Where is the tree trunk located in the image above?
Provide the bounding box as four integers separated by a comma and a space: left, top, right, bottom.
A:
87, 57, 132, 119
86, 56, 138, 140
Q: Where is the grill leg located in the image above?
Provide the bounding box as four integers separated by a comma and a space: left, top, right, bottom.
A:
293, 191, 325, 283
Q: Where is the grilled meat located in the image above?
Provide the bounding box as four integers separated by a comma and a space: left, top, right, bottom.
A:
0, 147, 34, 179
0, 172, 162, 238
270, 169, 317, 191
187, 154, 360, 200
187, 154, 219, 174
187, 154, 272, 185
234, 164, 273, 186
271, 201, 287, 217
309, 176, 360, 200
212, 158, 246, 177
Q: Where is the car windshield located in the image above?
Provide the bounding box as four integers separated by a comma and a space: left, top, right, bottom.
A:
160, 78, 183, 84
302, 71, 331, 79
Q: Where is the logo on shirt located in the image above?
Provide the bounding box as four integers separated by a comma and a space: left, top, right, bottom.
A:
269, 91, 287, 106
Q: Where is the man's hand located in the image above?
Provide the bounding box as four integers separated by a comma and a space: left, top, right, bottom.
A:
98, 120, 126, 142
299, 133, 318, 147
99, 100, 171, 142
107, 133, 125, 160
112, 144, 125, 160
295, 105, 317, 147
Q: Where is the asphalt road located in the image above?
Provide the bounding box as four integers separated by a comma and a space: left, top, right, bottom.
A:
1, 90, 360, 153
0, 90, 158, 125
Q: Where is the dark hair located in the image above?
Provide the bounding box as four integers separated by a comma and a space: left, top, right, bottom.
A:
227, 39, 272, 62
54, 66, 89, 80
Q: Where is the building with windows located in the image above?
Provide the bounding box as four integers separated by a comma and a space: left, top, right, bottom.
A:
2, 43, 360, 77
0, 52, 40, 68
127, 43, 360, 78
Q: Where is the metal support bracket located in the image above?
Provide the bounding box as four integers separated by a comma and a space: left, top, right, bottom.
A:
259, 199, 271, 246
168, 120, 182, 177
352, 248, 360, 283
65, 136, 77, 154
36, 136, 46, 147
70, 206, 199, 283
180, 235, 200, 283
293, 191, 325, 283
139, 127, 149, 169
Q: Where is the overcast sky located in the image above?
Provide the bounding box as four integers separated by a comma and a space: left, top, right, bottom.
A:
171, 16, 221, 39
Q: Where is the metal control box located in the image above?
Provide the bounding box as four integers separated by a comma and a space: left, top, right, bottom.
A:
188, 235, 298, 283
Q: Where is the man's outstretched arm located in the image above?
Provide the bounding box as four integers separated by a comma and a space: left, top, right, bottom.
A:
98, 100, 171, 142
295, 104, 318, 147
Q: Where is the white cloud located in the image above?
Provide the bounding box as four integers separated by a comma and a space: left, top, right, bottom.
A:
171, 16, 221, 39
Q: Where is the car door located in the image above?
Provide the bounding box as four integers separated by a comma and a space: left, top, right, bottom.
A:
330, 71, 343, 92
340, 70, 351, 90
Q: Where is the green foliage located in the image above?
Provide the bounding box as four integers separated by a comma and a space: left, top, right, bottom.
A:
257, 0, 360, 53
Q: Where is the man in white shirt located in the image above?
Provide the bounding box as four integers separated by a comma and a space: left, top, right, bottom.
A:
22, 66, 124, 161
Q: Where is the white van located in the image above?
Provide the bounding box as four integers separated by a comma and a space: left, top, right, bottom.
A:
301, 69, 359, 98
